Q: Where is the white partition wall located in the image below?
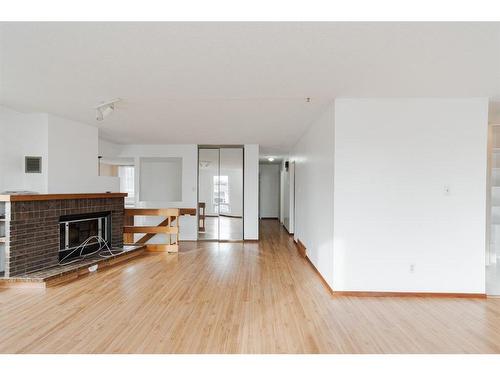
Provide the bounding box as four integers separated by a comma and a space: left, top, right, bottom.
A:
0, 106, 49, 193
291, 104, 335, 287
290, 98, 488, 294
333, 98, 488, 294
47, 114, 119, 193
244, 144, 259, 240
139, 157, 182, 202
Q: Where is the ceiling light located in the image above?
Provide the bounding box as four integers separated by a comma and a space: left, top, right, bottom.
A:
96, 98, 121, 121
268, 157, 275, 162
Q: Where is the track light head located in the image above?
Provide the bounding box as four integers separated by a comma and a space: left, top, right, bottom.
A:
95, 98, 121, 121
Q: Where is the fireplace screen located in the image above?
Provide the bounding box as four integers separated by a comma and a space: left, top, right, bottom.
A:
59, 211, 111, 261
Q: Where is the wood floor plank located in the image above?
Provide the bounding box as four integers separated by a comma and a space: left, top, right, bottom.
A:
1, 220, 500, 353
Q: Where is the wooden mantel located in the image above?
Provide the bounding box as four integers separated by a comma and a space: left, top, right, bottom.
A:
0, 192, 128, 202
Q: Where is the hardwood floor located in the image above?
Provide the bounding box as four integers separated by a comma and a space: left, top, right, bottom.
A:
198, 216, 243, 240
1, 220, 500, 353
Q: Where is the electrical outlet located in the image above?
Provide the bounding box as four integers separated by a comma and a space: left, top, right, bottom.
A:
410, 264, 415, 273
444, 185, 450, 195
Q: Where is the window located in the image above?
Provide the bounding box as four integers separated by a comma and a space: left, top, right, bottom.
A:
118, 166, 135, 205
213, 175, 229, 214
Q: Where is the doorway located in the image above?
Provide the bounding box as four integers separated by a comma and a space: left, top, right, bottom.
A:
259, 163, 280, 219
198, 146, 244, 241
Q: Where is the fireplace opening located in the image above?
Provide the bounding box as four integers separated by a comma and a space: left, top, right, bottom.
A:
59, 211, 112, 262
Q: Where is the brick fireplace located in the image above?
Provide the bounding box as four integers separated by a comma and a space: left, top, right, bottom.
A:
0, 193, 126, 277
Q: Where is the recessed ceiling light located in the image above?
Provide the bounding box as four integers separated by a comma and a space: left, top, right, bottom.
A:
268, 157, 275, 162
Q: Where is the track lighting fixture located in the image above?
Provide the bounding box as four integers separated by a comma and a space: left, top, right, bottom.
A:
95, 98, 121, 121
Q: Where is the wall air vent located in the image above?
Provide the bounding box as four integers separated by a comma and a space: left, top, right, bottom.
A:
25, 156, 42, 173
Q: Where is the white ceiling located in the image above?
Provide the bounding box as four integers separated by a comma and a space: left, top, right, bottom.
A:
1, 22, 500, 156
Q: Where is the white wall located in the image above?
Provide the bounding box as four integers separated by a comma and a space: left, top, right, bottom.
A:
333, 98, 488, 293
0, 106, 49, 193
291, 104, 335, 287
259, 164, 280, 218
244, 144, 259, 240
47, 114, 119, 193
98, 138, 123, 158
139, 157, 182, 202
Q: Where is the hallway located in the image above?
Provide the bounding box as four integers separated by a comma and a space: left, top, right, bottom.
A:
1, 220, 500, 353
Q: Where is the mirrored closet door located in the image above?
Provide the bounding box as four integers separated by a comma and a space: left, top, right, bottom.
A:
219, 148, 243, 241
198, 146, 243, 241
